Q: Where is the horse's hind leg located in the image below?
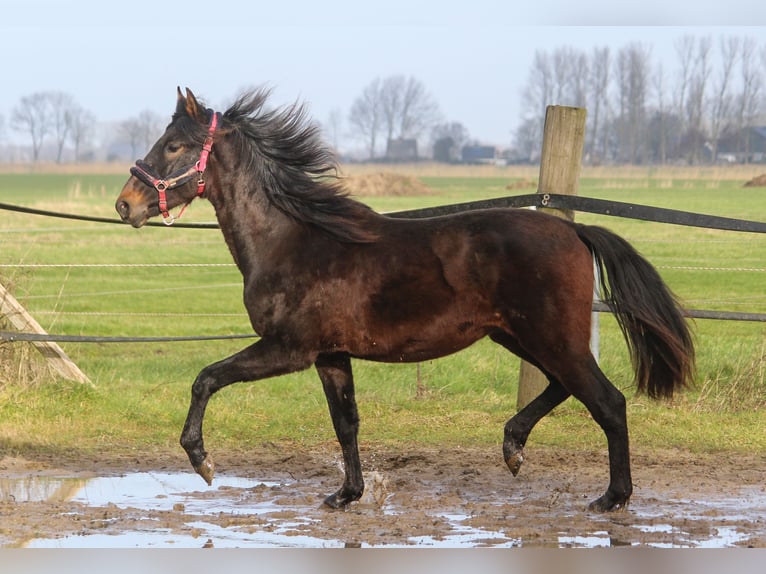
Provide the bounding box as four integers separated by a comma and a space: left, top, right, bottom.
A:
492, 331, 631, 512
538, 351, 632, 511
572, 356, 632, 512
504, 379, 570, 476
490, 332, 570, 476
315, 352, 364, 509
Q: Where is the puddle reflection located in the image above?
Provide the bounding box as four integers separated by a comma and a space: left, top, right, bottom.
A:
1, 472, 764, 548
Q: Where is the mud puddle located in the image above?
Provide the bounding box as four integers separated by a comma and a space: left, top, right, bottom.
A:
3, 461, 765, 548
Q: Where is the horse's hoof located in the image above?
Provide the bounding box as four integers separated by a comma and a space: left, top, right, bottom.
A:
194, 455, 215, 486
588, 493, 629, 513
322, 493, 347, 509
322, 486, 362, 509
505, 451, 524, 477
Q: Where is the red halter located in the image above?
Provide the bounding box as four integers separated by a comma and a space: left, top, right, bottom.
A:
130, 110, 220, 225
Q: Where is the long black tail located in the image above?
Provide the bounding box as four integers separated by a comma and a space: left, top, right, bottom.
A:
575, 224, 695, 399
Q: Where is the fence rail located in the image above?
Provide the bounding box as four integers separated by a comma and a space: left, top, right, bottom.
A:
1, 192, 765, 347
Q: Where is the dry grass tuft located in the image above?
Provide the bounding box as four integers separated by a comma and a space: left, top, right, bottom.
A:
505, 178, 537, 190
691, 345, 766, 413
342, 172, 435, 197
743, 173, 766, 188
0, 282, 56, 396
0, 337, 54, 396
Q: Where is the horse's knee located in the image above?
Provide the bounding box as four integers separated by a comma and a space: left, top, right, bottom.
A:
191, 369, 217, 399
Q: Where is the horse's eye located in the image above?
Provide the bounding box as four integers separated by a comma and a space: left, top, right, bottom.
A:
166, 142, 182, 153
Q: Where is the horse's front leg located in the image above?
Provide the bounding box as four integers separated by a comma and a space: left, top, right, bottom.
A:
315, 352, 364, 508
180, 338, 313, 485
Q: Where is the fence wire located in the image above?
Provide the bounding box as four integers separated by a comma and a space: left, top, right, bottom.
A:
2, 193, 765, 343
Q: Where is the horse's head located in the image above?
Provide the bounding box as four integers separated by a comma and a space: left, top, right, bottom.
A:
116, 88, 220, 228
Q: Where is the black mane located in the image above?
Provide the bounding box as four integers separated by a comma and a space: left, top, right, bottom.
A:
223, 89, 378, 243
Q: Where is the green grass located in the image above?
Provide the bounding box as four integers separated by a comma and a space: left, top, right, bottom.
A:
1, 169, 764, 461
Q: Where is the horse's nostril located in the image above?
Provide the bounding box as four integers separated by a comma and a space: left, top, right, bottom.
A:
116, 200, 130, 219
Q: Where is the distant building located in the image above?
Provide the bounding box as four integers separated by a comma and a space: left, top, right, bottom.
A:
386, 138, 418, 161
716, 126, 766, 163
461, 145, 497, 164
433, 137, 458, 163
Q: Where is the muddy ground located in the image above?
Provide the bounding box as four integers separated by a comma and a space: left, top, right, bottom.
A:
1, 443, 765, 548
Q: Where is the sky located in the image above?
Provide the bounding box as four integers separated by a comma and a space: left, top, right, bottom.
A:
2, 1, 765, 152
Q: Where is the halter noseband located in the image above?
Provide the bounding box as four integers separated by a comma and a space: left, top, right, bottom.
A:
130, 109, 220, 225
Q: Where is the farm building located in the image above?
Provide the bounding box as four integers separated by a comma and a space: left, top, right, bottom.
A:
715, 125, 766, 163
433, 137, 460, 163
386, 138, 418, 161
461, 145, 497, 164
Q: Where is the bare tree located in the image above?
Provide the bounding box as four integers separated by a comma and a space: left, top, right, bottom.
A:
324, 107, 344, 152
513, 116, 543, 163
569, 49, 590, 108
615, 43, 652, 163
11, 92, 53, 162
708, 36, 740, 162
521, 46, 592, 160
686, 36, 713, 163
650, 62, 670, 164
349, 77, 382, 159
520, 50, 554, 155
735, 37, 763, 162
138, 110, 163, 151
380, 75, 405, 144
68, 104, 96, 162
120, 110, 164, 159
349, 76, 439, 159
517, 32, 766, 167
551, 47, 573, 103
588, 46, 610, 163
397, 76, 441, 139
377, 75, 441, 143
120, 118, 143, 159
673, 35, 696, 139
48, 91, 77, 163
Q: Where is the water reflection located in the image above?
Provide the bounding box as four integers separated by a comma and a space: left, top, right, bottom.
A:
1, 472, 763, 548
0, 475, 87, 503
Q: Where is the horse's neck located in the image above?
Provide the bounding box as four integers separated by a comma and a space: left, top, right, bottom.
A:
206, 169, 293, 278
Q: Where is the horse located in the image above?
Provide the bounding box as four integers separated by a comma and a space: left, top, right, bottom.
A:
115, 87, 695, 512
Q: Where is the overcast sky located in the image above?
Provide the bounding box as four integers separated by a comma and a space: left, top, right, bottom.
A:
2, 1, 765, 151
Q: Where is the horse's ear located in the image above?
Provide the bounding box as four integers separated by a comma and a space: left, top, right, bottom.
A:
184, 88, 205, 122
176, 86, 187, 114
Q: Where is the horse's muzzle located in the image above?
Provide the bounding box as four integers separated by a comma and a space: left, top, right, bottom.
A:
115, 196, 149, 228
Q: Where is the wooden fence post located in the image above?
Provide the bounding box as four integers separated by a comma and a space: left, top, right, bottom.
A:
0, 282, 92, 386
516, 105, 586, 411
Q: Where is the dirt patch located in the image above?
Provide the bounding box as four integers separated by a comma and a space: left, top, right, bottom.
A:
743, 173, 766, 187
1, 443, 765, 548
342, 173, 434, 197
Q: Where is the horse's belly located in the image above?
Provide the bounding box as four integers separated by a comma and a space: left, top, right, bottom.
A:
350, 321, 489, 363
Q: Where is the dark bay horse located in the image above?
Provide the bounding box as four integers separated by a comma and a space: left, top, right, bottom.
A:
116, 88, 694, 512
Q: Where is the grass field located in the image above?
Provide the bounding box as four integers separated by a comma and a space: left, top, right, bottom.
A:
1, 164, 765, 461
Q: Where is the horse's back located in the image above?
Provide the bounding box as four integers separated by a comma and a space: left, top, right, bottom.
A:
334, 208, 596, 361
379, 207, 594, 298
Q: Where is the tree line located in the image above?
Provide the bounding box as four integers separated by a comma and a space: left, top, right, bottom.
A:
0, 92, 165, 163
2, 33, 765, 165
516, 34, 766, 165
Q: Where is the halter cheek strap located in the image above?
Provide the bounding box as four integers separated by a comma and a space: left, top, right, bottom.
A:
130, 110, 220, 225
